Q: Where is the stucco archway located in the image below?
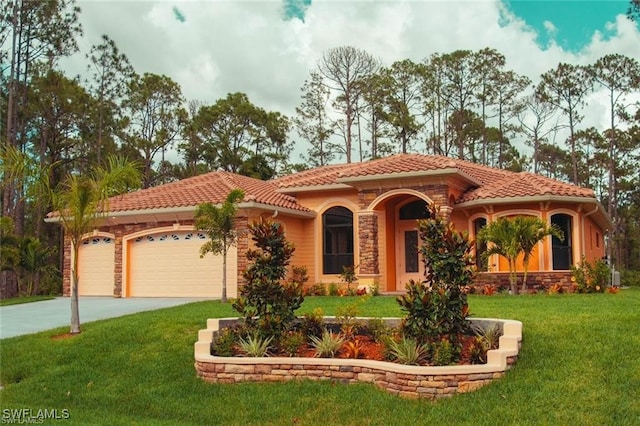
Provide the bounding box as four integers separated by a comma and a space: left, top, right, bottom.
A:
360, 190, 435, 292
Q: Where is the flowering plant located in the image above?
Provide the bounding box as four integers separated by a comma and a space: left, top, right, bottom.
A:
570, 258, 610, 293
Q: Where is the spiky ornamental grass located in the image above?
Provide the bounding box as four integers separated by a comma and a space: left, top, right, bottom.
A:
309, 330, 345, 358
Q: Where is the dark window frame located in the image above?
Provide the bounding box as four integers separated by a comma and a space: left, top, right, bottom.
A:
474, 217, 488, 272
322, 206, 354, 274
551, 213, 573, 270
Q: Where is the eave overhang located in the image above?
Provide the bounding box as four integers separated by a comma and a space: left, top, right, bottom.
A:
336, 168, 482, 187
276, 183, 353, 194
45, 202, 316, 225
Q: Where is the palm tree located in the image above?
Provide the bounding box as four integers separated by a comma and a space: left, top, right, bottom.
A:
515, 216, 563, 292
18, 236, 58, 296
478, 216, 564, 294
50, 156, 140, 333
194, 189, 245, 303
0, 217, 20, 276
477, 217, 522, 294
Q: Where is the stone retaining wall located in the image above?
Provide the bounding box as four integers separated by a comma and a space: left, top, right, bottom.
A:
473, 271, 573, 292
194, 317, 522, 400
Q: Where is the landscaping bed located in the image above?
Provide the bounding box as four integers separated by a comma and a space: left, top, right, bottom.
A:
194, 316, 522, 399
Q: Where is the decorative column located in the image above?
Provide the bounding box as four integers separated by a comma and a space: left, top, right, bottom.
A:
357, 211, 380, 289
113, 235, 123, 297
234, 216, 249, 290
438, 205, 453, 221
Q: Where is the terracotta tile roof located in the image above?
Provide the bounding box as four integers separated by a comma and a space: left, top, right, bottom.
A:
103, 171, 309, 213
273, 163, 354, 188
273, 153, 596, 203
70, 154, 595, 218
274, 154, 465, 188
458, 171, 595, 203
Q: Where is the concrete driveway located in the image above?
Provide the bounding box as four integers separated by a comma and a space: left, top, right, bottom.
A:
0, 297, 208, 339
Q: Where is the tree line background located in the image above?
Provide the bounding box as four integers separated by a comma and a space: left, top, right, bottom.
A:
1, 0, 639, 298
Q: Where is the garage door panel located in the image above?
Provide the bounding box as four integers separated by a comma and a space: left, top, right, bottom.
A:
78, 237, 115, 296
129, 232, 237, 298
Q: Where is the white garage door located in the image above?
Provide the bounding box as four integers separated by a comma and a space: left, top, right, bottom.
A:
78, 236, 115, 296
128, 231, 237, 298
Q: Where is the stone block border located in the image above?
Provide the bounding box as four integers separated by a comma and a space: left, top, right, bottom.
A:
194, 317, 522, 400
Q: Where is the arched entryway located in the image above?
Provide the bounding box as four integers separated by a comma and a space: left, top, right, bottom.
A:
366, 190, 432, 292
395, 199, 430, 288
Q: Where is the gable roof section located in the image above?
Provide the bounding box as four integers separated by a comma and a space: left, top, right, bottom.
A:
273, 154, 529, 194
457, 171, 595, 204
273, 163, 354, 190
111, 171, 309, 212
274, 154, 502, 191
47, 171, 311, 222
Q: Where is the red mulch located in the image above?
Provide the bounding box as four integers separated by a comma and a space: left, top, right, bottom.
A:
272, 334, 480, 366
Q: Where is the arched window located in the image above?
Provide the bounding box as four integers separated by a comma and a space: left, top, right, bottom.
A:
323, 206, 354, 274
473, 217, 488, 271
399, 199, 429, 220
551, 213, 573, 270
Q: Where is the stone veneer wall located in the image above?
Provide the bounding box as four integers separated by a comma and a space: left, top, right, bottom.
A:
194, 318, 522, 400
473, 271, 573, 292
358, 213, 379, 276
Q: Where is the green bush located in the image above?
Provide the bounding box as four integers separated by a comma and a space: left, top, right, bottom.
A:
339, 264, 358, 293
571, 258, 610, 293
305, 283, 327, 296
211, 326, 242, 356
232, 219, 304, 339
366, 317, 393, 342
468, 323, 501, 364
299, 308, 325, 338
397, 204, 473, 344
620, 269, 640, 287
327, 283, 339, 296
279, 331, 306, 356
430, 338, 456, 366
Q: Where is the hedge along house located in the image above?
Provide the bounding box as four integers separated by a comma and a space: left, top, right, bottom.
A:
49, 154, 611, 298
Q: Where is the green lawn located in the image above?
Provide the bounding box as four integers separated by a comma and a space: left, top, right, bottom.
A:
1, 290, 639, 425
0, 295, 55, 307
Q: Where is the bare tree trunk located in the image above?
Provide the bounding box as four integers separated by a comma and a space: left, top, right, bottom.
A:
221, 249, 227, 303
70, 242, 81, 334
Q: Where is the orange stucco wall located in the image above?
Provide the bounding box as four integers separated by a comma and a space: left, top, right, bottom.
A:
287, 189, 361, 285
255, 192, 607, 293
456, 202, 607, 274
279, 216, 316, 284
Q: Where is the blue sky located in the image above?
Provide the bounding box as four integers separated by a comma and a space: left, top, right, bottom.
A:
505, 0, 633, 51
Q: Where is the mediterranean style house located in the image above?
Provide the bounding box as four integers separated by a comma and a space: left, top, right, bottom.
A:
49, 154, 611, 297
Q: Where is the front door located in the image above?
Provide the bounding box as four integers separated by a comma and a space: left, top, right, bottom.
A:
395, 222, 425, 290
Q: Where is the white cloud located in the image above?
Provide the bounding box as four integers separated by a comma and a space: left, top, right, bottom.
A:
62, 0, 640, 162
543, 20, 557, 36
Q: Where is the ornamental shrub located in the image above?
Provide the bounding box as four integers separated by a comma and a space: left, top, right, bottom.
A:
397, 203, 473, 345
232, 219, 304, 339
571, 257, 610, 293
